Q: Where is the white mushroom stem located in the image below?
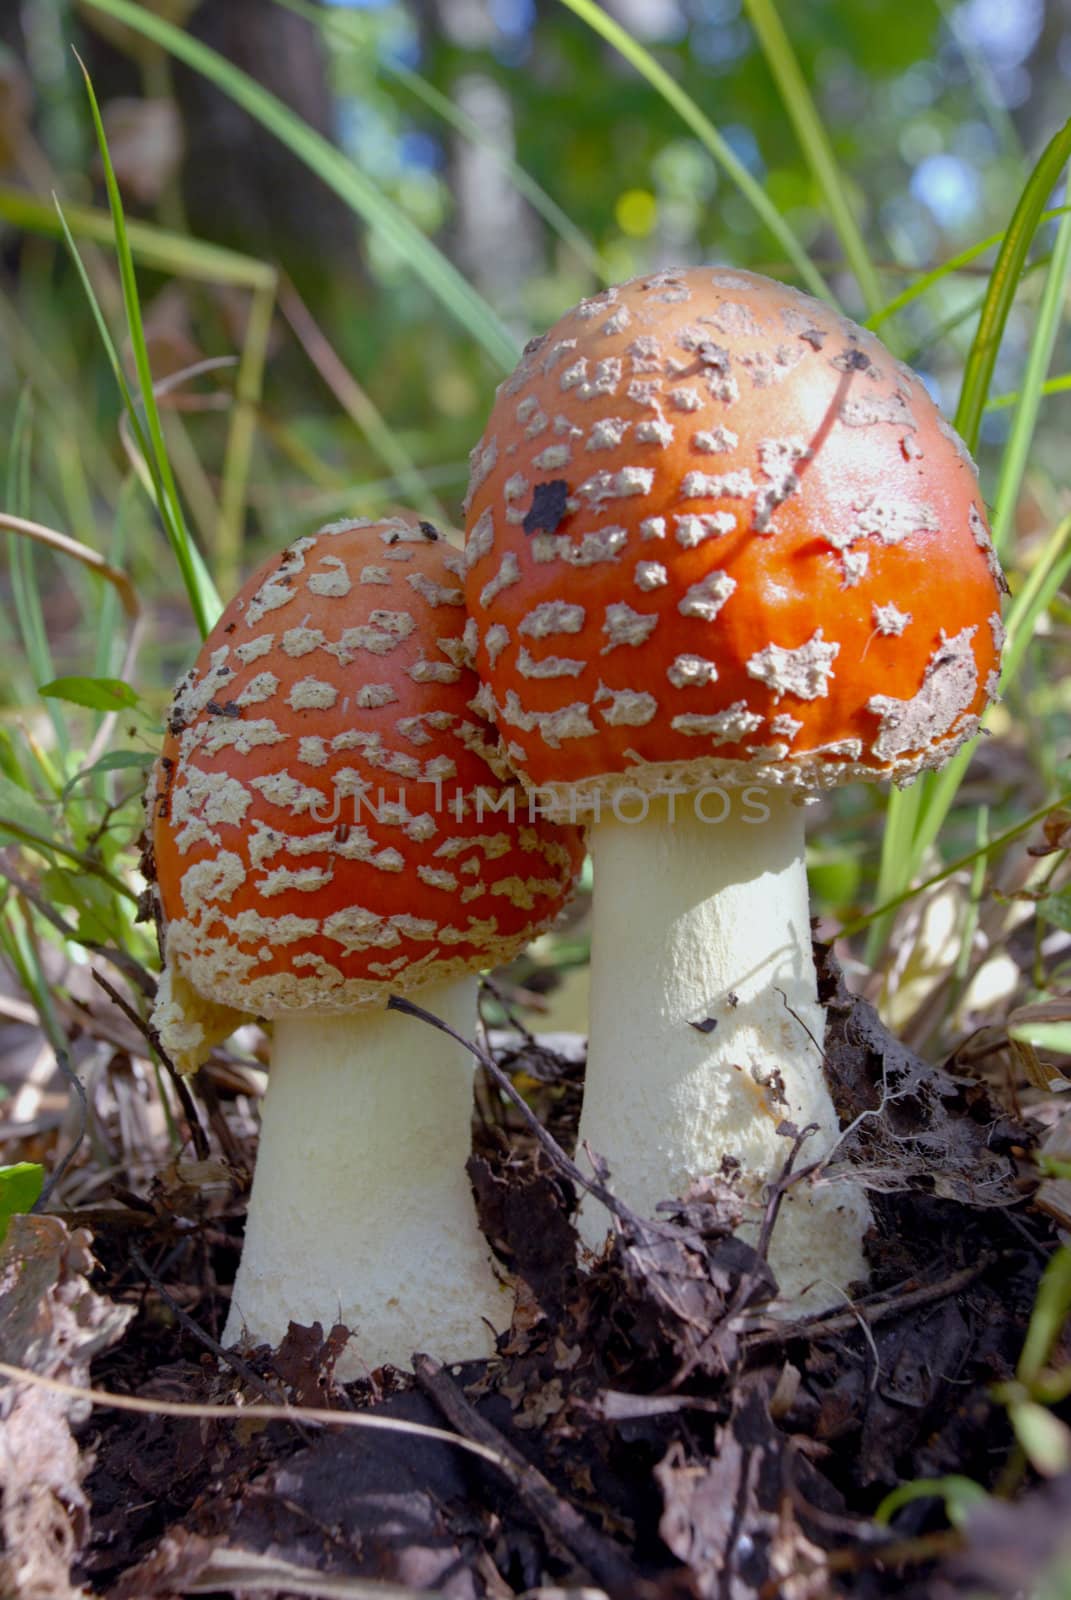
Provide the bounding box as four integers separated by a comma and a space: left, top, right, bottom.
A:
223, 974, 507, 1375
575, 786, 869, 1306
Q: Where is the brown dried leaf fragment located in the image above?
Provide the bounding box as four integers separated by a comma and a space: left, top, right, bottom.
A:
0, 1216, 133, 1600
816, 943, 1024, 1206
656, 1376, 832, 1599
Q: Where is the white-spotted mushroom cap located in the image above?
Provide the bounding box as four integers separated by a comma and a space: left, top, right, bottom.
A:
148, 515, 584, 1069
462, 267, 1006, 814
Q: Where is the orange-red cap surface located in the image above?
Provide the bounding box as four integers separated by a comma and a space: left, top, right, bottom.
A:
149, 516, 584, 1017
463, 268, 1005, 811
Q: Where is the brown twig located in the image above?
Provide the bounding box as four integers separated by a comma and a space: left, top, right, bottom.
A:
0, 1360, 511, 1468
92, 969, 209, 1160
195, 1069, 251, 1170
387, 993, 632, 1227
741, 1255, 998, 1350
0, 510, 139, 620
31, 1041, 88, 1211
413, 1353, 638, 1590
129, 1246, 291, 1415
823, 1527, 962, 1575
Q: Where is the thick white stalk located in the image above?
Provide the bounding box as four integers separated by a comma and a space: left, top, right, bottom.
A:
223, 974, 507, 1375
576, 787, 869, 1306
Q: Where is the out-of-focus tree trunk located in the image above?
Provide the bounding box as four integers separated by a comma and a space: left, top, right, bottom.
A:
0, 8, 24, 54
71, 0, 358, 304
173, 0, 357, 301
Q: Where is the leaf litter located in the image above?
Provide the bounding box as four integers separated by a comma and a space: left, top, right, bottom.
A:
0, 945, 1065, 1599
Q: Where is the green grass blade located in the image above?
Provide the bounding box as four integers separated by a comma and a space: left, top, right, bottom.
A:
883, 189, 1071, 898
894, 510, 1071, 875
53, 194, 219, 634
4, 393, 70, 757
866, 208, 1071, 333
82, 0, 518, 372
0, 282, 123, 505
876, 1474, 988, 1532
954, 117, 1071, 453
76, 56, 219, 636
742, 0, 883, 316
1018, 1244, 1071, 1388
839, 788, 1071, 940
216, 279, 277, 597
52, 201, 153, 462
987, 372, 1071, 410
864, 775, 924, 962
0, 183, 275, 289
556, 0, 833, 304
1002, 511, 1071, 684
6, 394, 51, 682
3, 902, 69, 1058
989, 174, 1071, 556
899, 288, 992, 368
870, 129, 1071, 954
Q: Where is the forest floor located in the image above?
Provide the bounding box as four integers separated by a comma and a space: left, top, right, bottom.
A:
1, 945, 1069, 1600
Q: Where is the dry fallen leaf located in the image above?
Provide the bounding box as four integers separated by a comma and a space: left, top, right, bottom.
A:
0, 1215, 132, 1600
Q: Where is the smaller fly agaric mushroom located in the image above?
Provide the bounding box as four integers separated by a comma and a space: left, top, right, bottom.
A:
147, 515, 583, 1373
463, 266, 1006, 1304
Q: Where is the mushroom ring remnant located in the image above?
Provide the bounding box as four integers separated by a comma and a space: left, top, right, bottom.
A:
147, 514, 584, 1373
463, 266, 1006, 1306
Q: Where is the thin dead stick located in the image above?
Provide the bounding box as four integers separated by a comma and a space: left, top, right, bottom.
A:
388, 993, 749, 1256
414, 1354, 637, 1589
29, 1042, 88, 1213
129, 1246, 285, 1409
741, 1255, 996, 1349
170, 1547, 437, 1599
0, 1359, 505, 1469
116, 354, 238, 539
388, 994, 629, 1228
278, 276, 446, 524
144, 354, 238, 402
0, 510, 139, 620
92, 970, 209, 1161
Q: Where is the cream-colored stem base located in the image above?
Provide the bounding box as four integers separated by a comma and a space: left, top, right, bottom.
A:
222, 975, 507, 1375
576, 789, 869, 1308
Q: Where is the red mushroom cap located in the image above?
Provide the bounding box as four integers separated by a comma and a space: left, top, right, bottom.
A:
462, 268, 1005, 812
149, 515, 584, 1017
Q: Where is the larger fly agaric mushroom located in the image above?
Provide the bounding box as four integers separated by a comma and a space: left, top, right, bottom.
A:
463, 266, 1006, 1303
147, 514, 583, 1372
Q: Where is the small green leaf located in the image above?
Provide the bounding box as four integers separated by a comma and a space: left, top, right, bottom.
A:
0, 1162, 44, 1245
0, 770, 52, 840
1010, 1401, 1071, 1477
1008, 1019, 1071, 1054
39, 676, 140, 712
1018, 1244, 1071, 1386
88, 748, 153, 772
875, 1474, 989, 1530
1034, 894, 1071, 936
64, 749, 156, 796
